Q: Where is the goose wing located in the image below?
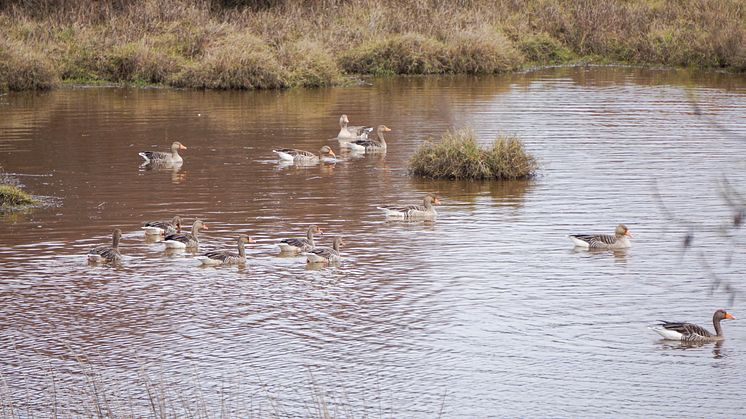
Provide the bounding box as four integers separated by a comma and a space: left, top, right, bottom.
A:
659, 321, 713, 339
569, 233, 617, 248
308, 246, 334, 258
349, 125, 373, 137
139, 151, 170, 161
203, 250, 238, 262
281, 238, 310, 248
89, 246, 121, 261
164, 232, 192, 244
273, 148, 315, 158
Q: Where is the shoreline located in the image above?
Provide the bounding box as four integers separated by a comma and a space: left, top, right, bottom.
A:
2, 0, 744, 93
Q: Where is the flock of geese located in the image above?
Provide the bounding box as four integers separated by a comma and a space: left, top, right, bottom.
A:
88, 114, 735, 344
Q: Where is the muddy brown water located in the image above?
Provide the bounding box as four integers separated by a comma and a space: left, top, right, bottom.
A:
1, 67, 746, 417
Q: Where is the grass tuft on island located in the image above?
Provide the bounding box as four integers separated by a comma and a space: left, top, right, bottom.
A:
0, 184, 39, 209
410, 129, 538, 180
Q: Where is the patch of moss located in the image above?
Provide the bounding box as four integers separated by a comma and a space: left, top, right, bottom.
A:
0, 184, 39, 208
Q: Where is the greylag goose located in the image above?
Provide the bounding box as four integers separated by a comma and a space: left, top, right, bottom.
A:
348, 125, 391, 152
278, 225, 322, 253
305, 236, 344, 264
568, 224, 632, 249
651, 309, 735, 342
378, 194, 441, 220
139, 141, 187, 164
196, 235, 256, 266
337, 114, 372, 139
273, 146, 336, 163
87, 229, 122, 263
142, 215, 182, 236
164, 219, 207, 249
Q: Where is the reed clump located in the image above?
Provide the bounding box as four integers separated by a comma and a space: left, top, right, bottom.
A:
409, 128, 538, 180
0, 184, 38, 208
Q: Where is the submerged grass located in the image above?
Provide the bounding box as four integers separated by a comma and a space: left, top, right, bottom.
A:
0, 0, 744, 92
410, 128, 539, 180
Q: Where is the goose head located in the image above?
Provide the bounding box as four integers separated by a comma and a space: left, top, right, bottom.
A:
424, 194, 441, 206
615, 224, 631, 238
171, 141, 187, 152
308, 225, 323, 235
172, 216, 182, 231
333, 236, 345, 250
340, 114, 349, 128
192, 219, 208, 233
238, 235, 257, 245
714, 309, 735, 322
319, 145, 336, 158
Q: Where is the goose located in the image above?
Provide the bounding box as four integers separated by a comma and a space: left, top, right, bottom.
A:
651, 309, 735, 342
164, 219, 207, 249
305, 236, 344, 264
87, 229, 122, 263
142, 215, 182, 236
196, 235, 256, 266
568, 224, 632, 249
378, 194, 441, 220
348, 125, 391, 152
337, 114, 372, 139
278, 225, 322, 253
273, 146, 336, 164
139, 141, 187, 164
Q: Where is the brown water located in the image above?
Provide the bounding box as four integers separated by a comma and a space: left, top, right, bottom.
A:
2, 67, 746, 417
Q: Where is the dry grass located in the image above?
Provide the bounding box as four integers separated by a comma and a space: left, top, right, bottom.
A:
409, 128, 539, 180
0, 0, 744, 91
0, 184, 38, 208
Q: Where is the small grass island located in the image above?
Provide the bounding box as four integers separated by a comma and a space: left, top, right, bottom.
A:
409, 128, 538, 180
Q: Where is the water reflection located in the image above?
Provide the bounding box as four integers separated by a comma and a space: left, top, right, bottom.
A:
1, 68, 746, 417
657, 339, 725, 359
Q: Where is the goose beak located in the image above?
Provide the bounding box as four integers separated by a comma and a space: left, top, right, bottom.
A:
318, 228, 323, 235
625, 231, 632, 237
202, 225, 208, 230
725, 313, 735, 320
249, 237, 257, 243
329, 150, 336, 157
434, 198, 441, 205
180, 144, 188, 150
384, 127, 391, 132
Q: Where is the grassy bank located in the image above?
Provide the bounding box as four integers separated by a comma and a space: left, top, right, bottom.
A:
0, 171, 39, 209
0, 0, 744, 92
410, 128, 538, 180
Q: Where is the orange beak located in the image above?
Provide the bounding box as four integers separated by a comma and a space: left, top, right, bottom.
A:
625, 231, 632, 237
180, 144, 188, 150
725, 313, 735, 320
434, 198, 441, 205
249, 237, 257, 243
202, 225, 208, 230
384, 127, 392, 132
329, 150, 336, 157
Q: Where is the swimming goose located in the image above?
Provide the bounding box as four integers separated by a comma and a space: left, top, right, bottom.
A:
337, 114, 372, 139
196, 235, 256, 266
306, 236, 344, 264
87, 229, 122, 263
139, 141, 187, 164
568, 224, 632, 249
348, 125, 391, 152
651, 309, 735, 342
378, 194, 441, 220
273, 146, 336, 163
278, 225, 322, 253
142, 215, 182, 236
164, 219, 207, 249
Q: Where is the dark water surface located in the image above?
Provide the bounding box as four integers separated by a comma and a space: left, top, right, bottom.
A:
2, 67, 746, 417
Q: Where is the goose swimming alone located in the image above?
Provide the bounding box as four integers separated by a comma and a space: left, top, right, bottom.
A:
651, 309, 735, 342
139, 141, 187, 165
568, 224, 632, 249
164, 219, 207, 249
278, 225, 322, 253
378, 194, 440, 220
87, 229, 122, 263
196, 235, 255, 266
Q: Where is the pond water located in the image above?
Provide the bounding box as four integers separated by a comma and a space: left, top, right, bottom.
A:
1, 67, 746, 417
